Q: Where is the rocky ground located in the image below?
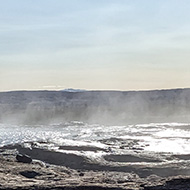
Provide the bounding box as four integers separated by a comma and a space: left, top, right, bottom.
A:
1, 147, 190, 190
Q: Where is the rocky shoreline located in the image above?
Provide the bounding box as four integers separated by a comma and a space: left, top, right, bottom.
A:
1, 145, 190, 190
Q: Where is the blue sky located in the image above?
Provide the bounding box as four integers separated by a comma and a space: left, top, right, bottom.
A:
1, 0, 190, 91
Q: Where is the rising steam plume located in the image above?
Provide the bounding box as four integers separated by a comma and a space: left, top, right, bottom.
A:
0, 88, 190, 124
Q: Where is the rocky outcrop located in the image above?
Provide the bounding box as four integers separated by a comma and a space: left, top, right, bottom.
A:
0, 148, 190, 190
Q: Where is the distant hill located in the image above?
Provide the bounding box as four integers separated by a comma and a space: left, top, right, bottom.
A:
61, 88, 87, 92
0, 88, 190, 124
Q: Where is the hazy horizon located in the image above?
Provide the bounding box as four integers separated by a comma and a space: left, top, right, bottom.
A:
1, 0, 190, 91
1, 87, 190, 93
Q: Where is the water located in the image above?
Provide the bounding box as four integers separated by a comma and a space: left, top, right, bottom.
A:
1, 122, 190, 156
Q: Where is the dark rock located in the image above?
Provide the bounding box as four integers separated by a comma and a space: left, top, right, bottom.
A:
79, 172, 84, 176
16, 154, 32, 163
20, 170, 41, 178
144, 178, 190, 190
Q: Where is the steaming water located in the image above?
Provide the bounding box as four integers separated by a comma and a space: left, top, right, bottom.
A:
0, 122, 190, 157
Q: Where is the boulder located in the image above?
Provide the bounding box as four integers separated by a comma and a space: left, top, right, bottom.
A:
16, 154, 32, 163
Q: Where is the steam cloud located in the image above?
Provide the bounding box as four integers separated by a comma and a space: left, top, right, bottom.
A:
0, 89, 190, 125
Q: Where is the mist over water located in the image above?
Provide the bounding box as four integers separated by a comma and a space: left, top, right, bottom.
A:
1, 89, 190, 125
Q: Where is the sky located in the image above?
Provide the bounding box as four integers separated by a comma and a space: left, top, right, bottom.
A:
0, 0, 190, 91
